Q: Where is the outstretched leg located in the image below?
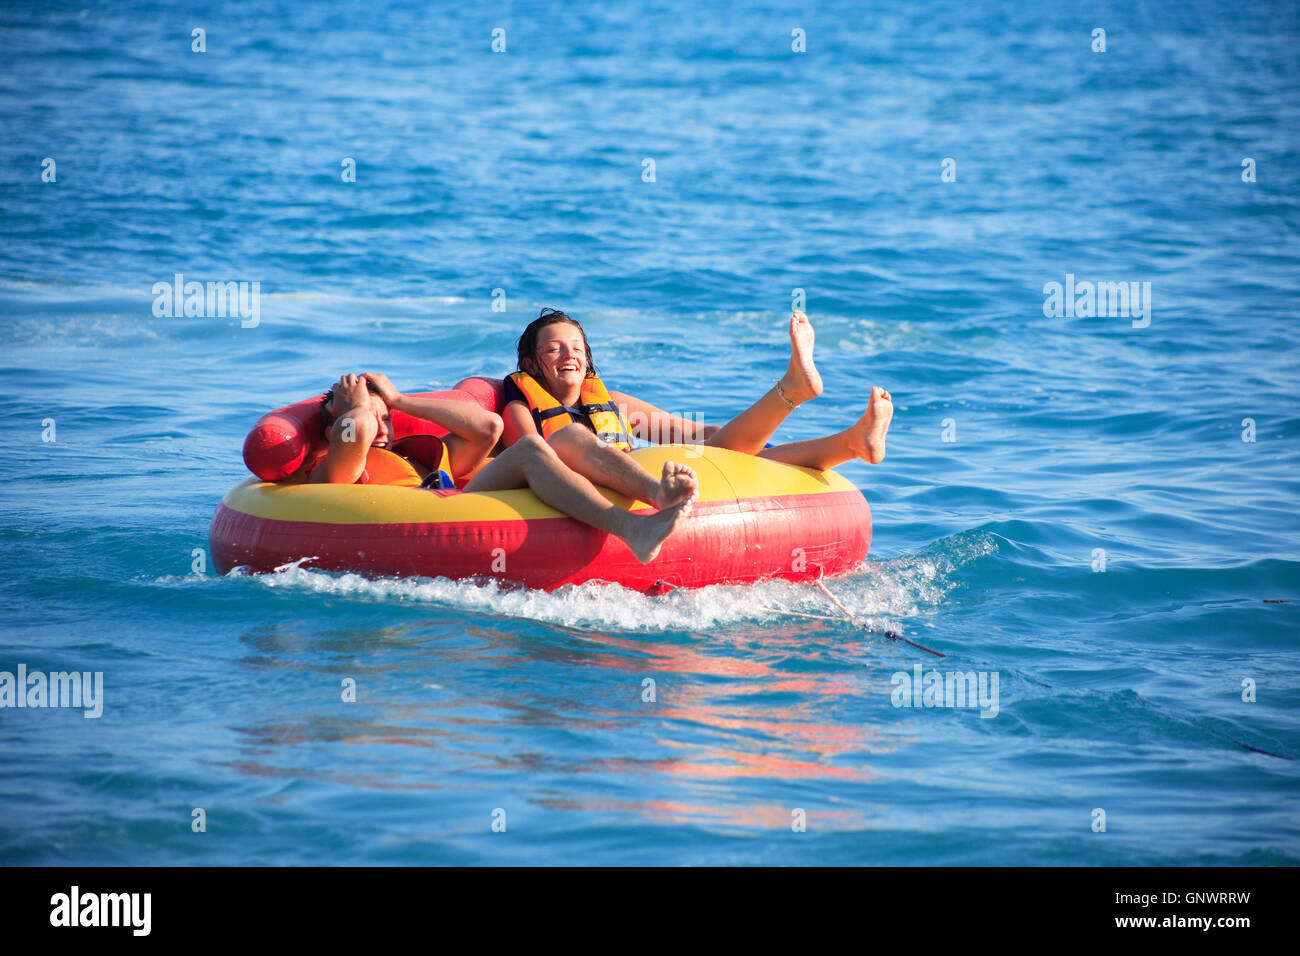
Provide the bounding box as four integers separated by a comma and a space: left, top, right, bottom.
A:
464, 435, 695, 564
706, 311, 822, 455
759, 386, 894, 470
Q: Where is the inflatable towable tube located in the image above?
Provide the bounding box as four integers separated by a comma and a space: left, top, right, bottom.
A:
210, 377, 872, 593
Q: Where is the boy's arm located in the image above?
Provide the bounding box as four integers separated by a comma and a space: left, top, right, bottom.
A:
364, 372, 498, 438
364, 372, 503, 481
392, 394, 501, 440
311, 404, 377, 483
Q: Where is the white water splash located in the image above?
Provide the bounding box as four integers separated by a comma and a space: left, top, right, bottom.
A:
216, 533, 997, 634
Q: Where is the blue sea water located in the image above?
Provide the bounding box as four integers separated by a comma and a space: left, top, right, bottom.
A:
0, 0, 1297, 865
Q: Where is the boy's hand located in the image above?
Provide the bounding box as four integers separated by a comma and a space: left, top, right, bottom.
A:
331, 373, 370, 413
363, 371, 401, 408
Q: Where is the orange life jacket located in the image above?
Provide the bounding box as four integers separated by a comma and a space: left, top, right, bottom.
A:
507, 371, 633, 451
389, 434, 455, 488
359, 447, 422, 486
307, 437, 454, 487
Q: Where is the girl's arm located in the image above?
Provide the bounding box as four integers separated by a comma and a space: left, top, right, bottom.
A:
501, 400, 539, 448
609, 389, 719, 444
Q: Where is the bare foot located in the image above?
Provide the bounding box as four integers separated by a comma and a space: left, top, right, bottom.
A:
654, 460, 698, 509
625, 495, 696, 564
777, 311, 823, 406
847, 386, 894, 464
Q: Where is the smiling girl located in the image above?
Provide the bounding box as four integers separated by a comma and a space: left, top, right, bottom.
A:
492, 307, 894, 516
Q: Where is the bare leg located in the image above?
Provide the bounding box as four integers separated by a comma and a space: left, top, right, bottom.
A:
464, 435, 695, 563
547, 423, 697, 508
759, 387, 894, 470
706, 311, 823, 455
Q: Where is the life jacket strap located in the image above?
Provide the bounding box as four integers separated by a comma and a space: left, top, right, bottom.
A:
536, 404, 584, 422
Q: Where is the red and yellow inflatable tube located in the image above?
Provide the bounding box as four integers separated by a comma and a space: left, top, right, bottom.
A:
210, 379, 871, 593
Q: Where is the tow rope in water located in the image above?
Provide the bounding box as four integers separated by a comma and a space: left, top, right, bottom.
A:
649, 576, 1289, 759
650, 573, 945, 657
810, 575, 945, 657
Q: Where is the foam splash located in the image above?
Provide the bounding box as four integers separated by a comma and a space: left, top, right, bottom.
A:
221, 532, 997, 634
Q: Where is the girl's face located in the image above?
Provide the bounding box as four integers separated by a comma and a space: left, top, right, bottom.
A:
532, 322, 588, 394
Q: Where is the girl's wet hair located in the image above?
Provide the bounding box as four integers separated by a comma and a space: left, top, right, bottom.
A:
516, 308, 597, 378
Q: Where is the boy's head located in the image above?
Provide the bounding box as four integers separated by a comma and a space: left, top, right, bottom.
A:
320, 380, 393, 447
